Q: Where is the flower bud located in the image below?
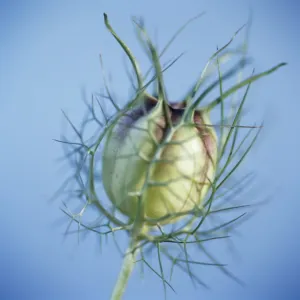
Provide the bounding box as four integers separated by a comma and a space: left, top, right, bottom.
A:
102, 95, 218, 224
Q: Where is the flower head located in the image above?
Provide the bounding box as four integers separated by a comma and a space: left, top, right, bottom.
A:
55, 13, 286, 299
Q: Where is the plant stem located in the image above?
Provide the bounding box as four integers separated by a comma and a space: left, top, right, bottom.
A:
111, 238, 138, 300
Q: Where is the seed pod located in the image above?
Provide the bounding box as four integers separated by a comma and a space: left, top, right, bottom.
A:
102, 95, 218, 224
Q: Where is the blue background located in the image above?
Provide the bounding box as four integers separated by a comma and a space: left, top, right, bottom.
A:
0, 0, 299, 299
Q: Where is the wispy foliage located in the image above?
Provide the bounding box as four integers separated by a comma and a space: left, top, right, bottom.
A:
53, 12, 286, 299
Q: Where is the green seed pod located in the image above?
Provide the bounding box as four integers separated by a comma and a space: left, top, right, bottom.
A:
102, 95, 218, 224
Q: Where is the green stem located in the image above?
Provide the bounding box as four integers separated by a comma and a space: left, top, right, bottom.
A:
111, 239, 139, 300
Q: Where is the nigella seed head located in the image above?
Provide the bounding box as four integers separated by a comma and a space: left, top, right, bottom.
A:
102, 93, 218, 224
56, 13, 286, 298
